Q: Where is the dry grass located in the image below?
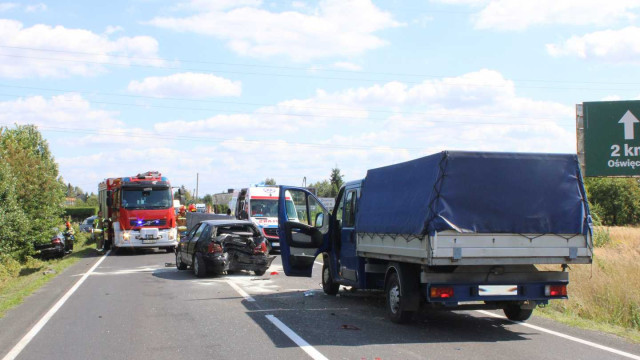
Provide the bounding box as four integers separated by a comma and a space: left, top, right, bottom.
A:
538, 227, 640, 341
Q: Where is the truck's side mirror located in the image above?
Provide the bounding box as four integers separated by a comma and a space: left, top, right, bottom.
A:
106, 191, 113, 207
315, 213, 324, 228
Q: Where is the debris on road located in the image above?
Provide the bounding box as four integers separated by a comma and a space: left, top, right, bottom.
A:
341, 324, 360, 330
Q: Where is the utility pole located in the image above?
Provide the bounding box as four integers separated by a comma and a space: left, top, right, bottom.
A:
195, 173, 199, 202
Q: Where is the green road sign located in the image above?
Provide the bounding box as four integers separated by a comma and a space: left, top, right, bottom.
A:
583, 101, 640, 176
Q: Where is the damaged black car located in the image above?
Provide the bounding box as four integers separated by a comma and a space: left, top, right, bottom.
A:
175, 220, 276, 277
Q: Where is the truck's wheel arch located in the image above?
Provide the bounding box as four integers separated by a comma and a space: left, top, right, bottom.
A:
384, 262, 421, 312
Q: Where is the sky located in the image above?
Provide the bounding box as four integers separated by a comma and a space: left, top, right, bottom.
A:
2, 0, 640, 196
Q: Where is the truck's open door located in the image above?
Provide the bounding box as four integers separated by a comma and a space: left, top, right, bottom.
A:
277, 186, 330, 277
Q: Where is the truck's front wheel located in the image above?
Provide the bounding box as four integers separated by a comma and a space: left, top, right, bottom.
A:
503, 304, 534, 321
385, 272, 413, 324
322, 262, 339, 295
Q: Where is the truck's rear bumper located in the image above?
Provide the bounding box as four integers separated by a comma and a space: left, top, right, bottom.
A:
423, 281, 567, 304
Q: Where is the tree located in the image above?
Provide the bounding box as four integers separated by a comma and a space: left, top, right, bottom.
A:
174, 185, 192, 203
330, 167, 344, 197
585, 178, 640, 226
264, 178, 276, 185
202, 194, 213, 207
0, 125, 65, 253
310, 179, 333, 197
0, 160, 29, 259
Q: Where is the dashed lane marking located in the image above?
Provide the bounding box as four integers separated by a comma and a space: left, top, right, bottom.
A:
226, 279, 256, 302
266, 315, 329, 360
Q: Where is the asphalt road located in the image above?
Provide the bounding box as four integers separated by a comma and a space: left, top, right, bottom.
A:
1, 250, 639, 360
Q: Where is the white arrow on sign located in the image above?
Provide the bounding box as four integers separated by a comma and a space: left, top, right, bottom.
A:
618, 110, 640, 140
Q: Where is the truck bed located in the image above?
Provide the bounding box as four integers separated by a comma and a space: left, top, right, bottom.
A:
357, 230, 592, 266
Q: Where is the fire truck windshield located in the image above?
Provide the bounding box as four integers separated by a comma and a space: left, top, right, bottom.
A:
122, 188, 172, 210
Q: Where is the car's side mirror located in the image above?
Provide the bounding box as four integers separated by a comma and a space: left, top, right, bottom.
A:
314, 213, 324, 228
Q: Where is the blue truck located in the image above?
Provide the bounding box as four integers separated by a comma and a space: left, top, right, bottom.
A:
276, 151, 593, 323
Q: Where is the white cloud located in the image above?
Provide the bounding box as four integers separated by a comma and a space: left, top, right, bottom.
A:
0, 3, 18, 12
0, 19, 163, 78
128, 72, 242, 98
49, 69, 577, 196
546, 26, 640, 63
25, 3, 46, 12
0, 93, 122, 129
433, 0, 640, 30
174, 0, 262, 11
146, 0, 402, 62
333, 62, 362, 71
105, 25, 124, 35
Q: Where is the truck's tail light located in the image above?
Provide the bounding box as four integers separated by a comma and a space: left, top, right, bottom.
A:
207, 243, 223, 254
254, 242, 267, 255
430, 286, 454, 299
545, 284, 567, 297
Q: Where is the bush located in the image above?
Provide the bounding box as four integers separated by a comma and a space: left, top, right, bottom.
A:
64, 207, 97, 221
0, 256, 21, 280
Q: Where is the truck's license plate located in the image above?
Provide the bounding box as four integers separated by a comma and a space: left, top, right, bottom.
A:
478, 285, 518, 296
142, 239, 156, 244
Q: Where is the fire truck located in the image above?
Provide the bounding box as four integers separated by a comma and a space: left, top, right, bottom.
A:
98, 171, 179, 252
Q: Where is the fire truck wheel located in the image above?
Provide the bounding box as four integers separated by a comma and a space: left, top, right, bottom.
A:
165, 246, 175, 253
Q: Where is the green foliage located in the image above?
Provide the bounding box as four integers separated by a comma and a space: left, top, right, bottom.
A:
0, 125, 65, 258
329, 167, 344, 197
174, 185, 192, 202
0, 161, 29, 258
202, 194, 213, 207
593, 227, 612, 248
264, 178, 276, 185
64, 207, 97, 221
585, 178, 640, 226
310, 179, 333, 197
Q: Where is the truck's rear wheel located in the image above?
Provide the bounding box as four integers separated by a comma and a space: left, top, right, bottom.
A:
385, 272, 413, 324
322, 262, 339, 295
503, 304, 534, 321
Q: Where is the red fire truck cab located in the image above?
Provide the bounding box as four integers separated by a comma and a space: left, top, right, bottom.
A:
98, 171, 178, 252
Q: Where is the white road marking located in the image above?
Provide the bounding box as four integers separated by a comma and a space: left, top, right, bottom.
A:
266, 315, 329, 360
476, 310, 640, 360
226, 280, 256, 302
2, 250, 111, 360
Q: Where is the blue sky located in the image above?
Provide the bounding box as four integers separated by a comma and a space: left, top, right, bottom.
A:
1, 0, 640, 196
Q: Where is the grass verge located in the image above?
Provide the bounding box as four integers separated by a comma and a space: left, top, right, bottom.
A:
0, 232, 95, 318
537, 226, 640, 343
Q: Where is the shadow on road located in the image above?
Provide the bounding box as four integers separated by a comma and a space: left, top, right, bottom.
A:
237, 289, 534, 349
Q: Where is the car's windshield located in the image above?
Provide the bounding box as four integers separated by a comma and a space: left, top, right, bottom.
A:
122, 187, 172, 209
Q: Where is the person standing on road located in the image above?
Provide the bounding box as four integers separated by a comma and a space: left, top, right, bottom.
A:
95, 211, 105, 252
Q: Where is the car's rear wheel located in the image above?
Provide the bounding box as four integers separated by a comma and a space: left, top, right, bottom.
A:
254, 269, 266, 276
176, 249, 187, 270
193, 253, 207, 278
165, 246, 175, 253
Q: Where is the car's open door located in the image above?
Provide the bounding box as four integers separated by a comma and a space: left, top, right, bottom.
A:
277, 186, 330, 277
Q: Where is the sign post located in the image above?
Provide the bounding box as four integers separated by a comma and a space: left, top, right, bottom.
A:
580, 101, 640, 177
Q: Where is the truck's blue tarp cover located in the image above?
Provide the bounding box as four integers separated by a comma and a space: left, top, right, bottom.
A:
355, 151, 589, 235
